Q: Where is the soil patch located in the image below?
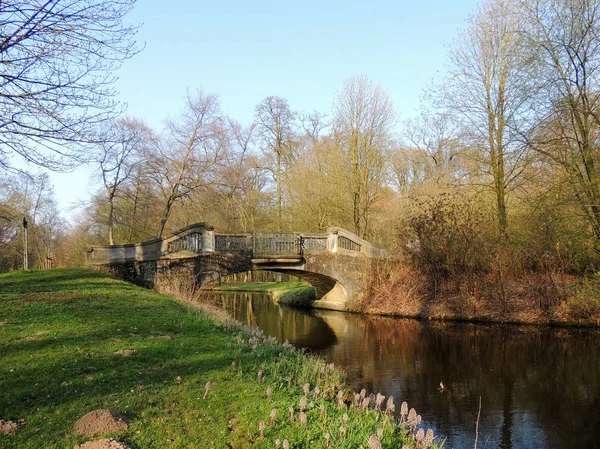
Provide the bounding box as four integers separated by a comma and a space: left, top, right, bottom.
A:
72, 410, 129, 437
114, 349, 136, 357
148, 335, 172, 340
74, 439, 131, 449
0, 419, 20, 435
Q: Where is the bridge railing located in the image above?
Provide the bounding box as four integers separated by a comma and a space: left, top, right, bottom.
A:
214, 233, 252, 252
86, 223, 214, 265
299, 234, 329, 254
253, 233, 302, 258
213, 232, 334, 257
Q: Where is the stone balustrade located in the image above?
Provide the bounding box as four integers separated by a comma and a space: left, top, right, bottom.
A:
86, 223, 384, 265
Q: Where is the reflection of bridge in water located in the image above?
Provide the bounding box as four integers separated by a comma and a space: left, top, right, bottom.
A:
86, 223, 385, 310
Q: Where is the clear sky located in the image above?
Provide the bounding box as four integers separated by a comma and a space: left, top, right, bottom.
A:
49, 0, 478, 221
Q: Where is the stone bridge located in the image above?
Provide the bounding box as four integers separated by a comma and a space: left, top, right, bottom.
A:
86, 223, 386, 311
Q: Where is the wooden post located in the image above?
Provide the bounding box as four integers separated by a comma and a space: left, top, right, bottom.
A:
22, 217, 29, 271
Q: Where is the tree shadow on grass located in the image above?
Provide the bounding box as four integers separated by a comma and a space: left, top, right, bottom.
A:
0, 269, 139, 295
0, 268, 254, 448
0, 323, 242, 448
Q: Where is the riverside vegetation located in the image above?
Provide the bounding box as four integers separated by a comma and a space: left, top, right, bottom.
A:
0, 269, 443, 448
355, 194, 600, 327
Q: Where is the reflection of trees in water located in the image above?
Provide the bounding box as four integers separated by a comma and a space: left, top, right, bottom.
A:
316, 315, 600, 449
199, 292, 337, 350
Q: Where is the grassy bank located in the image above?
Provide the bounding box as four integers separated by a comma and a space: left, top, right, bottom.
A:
0, 269, 441, 448
213, 282, 316, 307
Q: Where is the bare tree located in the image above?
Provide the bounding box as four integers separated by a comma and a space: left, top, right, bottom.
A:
120, 162, 159, 242
0, 171, 61, 271
0, 0, 141, 172
186, 120, 258, 231
148, 92, 223, 238
299, 111, 328, 144
333, 74, 396, 238
404, 112, 465, 188
439, 0, 533, 237
0, 177, 19, 271
287, 135, 348, 231
97, 118, 152, 245
255, 96, 296, 231
521, 0, 600, 245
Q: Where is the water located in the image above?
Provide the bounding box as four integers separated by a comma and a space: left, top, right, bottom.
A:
198, 291, 600, 449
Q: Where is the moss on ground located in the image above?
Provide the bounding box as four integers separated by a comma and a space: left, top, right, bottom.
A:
0, 269, 441, 448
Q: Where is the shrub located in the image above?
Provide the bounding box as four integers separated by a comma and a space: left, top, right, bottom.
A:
566, 275, 600, 320
401, 192, 492, 280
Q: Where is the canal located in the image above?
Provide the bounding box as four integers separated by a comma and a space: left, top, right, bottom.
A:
197, 291, 600, 449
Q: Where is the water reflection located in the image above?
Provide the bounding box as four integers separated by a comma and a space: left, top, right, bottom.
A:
198, 291, 337, 350
199, 292, 600, 449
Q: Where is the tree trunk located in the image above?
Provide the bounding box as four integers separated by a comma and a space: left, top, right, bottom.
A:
157, 198, 175, 238
276, 151, 282, 231
108, 191, 116, 245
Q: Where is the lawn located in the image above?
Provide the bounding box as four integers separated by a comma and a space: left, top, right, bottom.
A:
0, 269, 441, 448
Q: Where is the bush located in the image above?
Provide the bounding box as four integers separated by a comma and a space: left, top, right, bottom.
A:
511, 197, 600, 275
401, 193, 492, 279
566, 276, 600, 320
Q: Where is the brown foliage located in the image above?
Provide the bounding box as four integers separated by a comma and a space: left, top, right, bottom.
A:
355, 191, 600, 324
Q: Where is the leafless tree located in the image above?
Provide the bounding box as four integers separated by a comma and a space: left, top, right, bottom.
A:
0, 171, 61, 271
333, 74, 396, 238
214, 120, 258, 231
255, 96, 296, 231
97, 118, 152, 245
521, 0, 600, 245
404, 111, 466, 188
0, 0, 141, 172
438, 0, 534, 237
299, 111, 328, 144
148, 91, 223, 238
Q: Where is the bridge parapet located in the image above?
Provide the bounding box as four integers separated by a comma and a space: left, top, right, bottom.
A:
214, 233, 252, 253
86, 223, 384, 265
211, 228, 383, 258
326, 227, 386, 258
86, 223, 215, 265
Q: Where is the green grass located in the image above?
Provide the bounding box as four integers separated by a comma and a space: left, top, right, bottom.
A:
0, 269, 442, 448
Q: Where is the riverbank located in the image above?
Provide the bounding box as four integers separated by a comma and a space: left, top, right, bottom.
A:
212, 274, 600, 328
0, 269, 441, 448
352, 265, 600, 328
213, 282, 316, 307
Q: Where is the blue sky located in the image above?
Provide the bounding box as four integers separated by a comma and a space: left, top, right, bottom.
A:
51, 0, 478, 220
